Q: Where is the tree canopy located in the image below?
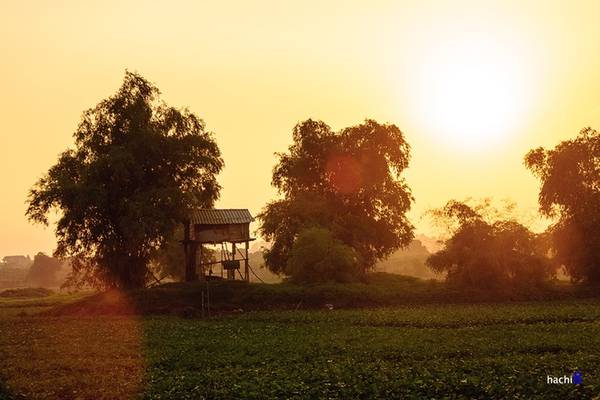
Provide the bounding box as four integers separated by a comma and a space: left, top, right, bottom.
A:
26, 72, 223, 289
525, 127, 600, 283
258, 119, 414, 280
426, 200, 555, 288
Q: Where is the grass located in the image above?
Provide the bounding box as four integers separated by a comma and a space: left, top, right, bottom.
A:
47, 273, 600, 317
0, 280, 599, 399
0, 288, 55, 298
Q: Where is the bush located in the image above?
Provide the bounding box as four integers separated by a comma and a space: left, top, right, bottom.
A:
427, 201, 556, 288
285, 227, 361, 284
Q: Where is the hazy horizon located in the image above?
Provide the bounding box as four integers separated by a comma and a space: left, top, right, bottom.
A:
3, 0, 600, 257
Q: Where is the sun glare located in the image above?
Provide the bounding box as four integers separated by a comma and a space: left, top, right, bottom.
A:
414, 37, 531, 151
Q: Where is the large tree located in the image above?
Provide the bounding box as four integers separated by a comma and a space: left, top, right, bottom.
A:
27, 72, 223, 289
258, 119, 414, 279
525, 127, 600, 283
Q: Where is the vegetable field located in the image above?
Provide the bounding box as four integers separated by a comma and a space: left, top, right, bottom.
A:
0, 295, 599, 399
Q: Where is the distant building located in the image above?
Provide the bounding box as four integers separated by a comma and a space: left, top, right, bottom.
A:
0, 256, 31, 287
1, 255, 32, 269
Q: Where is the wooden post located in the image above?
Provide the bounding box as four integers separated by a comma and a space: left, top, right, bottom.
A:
198, 245, 204, 281
184, 221, 198, 282
228, 242, 236, 281
191, 243, 198, 282
184, 222, 192, 282
244, 241, 250, 282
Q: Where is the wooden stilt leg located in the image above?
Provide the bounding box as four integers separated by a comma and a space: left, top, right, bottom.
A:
245, 241, 249, 282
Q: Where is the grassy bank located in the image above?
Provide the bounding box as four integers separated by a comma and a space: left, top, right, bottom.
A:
48, 273, 600, 317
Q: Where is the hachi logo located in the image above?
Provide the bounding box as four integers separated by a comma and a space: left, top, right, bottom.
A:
546, 371, 583, 385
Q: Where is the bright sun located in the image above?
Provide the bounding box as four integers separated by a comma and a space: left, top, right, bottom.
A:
414, 37, 530, 151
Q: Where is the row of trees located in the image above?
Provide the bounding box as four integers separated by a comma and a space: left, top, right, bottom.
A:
425, 200, 555, 288
0, 253, 64, 287
26, 72, 600, 288
422, 127, 600, 287
261, 121, 600, 287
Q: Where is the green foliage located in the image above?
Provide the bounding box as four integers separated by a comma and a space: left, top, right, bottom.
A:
26, 71, 223, 289
259, 119, 414, 278
427, 200, 556, 288
285, 227, 361, 283
525, 127, 600, 283
140, 302, 600, 399
0, 380, 18, 400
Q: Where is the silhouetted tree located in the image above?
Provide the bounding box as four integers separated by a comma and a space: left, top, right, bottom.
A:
26, 72, 223, 289
525, 127, 600, 283
258, 119, 414, 279
426, 200, 555, 287
26, 252, 62, 287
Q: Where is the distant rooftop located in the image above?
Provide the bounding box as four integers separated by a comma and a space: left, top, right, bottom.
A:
190, 209, 254, 225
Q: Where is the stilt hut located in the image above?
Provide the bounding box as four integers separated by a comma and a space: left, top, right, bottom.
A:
182, 209, 254, 282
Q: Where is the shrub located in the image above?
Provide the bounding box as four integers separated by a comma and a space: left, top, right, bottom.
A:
285, 227, 361, 284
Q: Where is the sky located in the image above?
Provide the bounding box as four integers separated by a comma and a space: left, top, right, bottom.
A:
2, 0, 600, 257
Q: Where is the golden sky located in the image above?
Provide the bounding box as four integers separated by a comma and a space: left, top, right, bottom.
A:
2, 0, 600, 257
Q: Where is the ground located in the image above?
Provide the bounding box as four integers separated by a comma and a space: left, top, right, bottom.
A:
0, 282, 599, 399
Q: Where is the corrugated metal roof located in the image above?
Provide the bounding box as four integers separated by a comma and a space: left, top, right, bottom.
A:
190, 209, 254, 225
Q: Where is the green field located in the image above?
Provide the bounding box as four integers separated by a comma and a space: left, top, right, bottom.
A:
1, 292, 599, 399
